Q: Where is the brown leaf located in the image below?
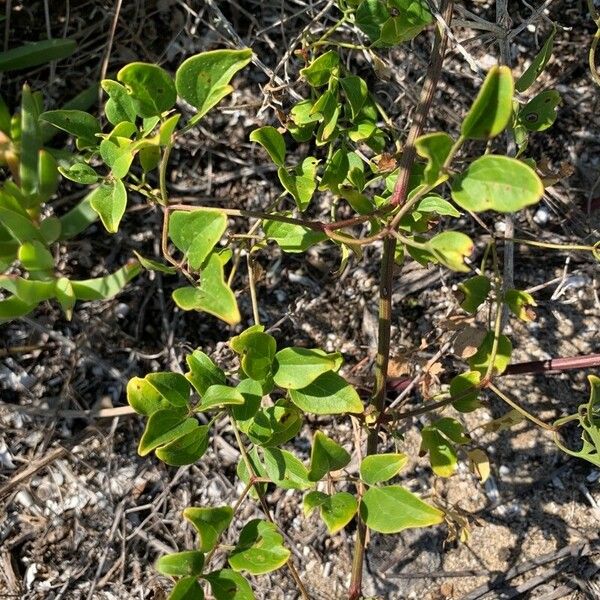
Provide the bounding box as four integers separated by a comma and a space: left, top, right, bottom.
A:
453, 326, 487, 359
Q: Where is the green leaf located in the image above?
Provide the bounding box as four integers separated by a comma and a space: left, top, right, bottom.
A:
137, 409, 197, 456
250, 126, 286, 167
247, 401, 302, 447
307, 431, 350, 481
278, 157, 319, 211
168, 577, 204, 600
127, 376, 173, 416
289, 371, 363, 415
303, 491, 358, 534
99, 136, 134, 179
37, 149, 59, 201
355, 0, 389, 42
261, 447, 312, 490
39, 217, 61, 245
0, 38, 76, 71
360, 453, 408, 485
146, 372, 190, 407
450, 371, 481, 413
172, 253, 240, 325
341, 76, 368, 119
175, 49, 252, 121
133, 251, 177, 274
0, 276, 55, 306
169, 210, 227, 270
184, 506, 234, 553
186, 350, 226, 396
55, 277, 75, 320
117, 63, 176, 118
155, 551, 204, 577
415, 132, 453, 185
468, 331, 512, 376
420, 426, 458, 477
59, 162, 100, 185
273, 347, 341, 390
360, 485, 444, 533
39, 110, 101, 147
228, 520, 290, 575
428, 231, 473, 272
70, 261, 140, 300
89, 180, 127, 234
378, 0, 432, 46
139, 146, 161, 172
263, 219, 327, 253
200, 385, 245, 410
451, 155, 544, 213
416, 195, 461, 218
58, 194, 98, 239
0, 207, 42, 244
232, 378, 263, 423
156, 425, 210, 465
18, 241, 53, 274
516, 26, 556, 92
230, 327, 277, 381
101, 80, 138, 125
518, 90, 560, 132
320, 148, 350, 191
505, 288, 537, 322
457, 275, 491, 313
0, 295, 37, 322
159, 114, 181, 144
19, 85, 41, 196
204, 569, 254, 600
434, 417, 471, 444
461, 66, 514, 139
300, 51, 340, 87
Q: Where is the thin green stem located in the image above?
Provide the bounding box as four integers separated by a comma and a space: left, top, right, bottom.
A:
247, 253, 260, 325
487, 382, 556, 431
158, 143, 173, 207
228, 415, 310, 599
510, 237, 598, 252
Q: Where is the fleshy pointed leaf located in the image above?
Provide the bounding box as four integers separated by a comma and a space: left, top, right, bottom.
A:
250, 126, 286, 167
516, 26, 556, 92
277, 157, 318, 211
145, 372, 190, 407
156, 425, 210, 466
461, 66, 514, 139
273, 347, 341, 390
360, 453, 408, 485
360, 485, 444, 533
451, 155, 544, 213
228, 520, 290, 575
168, 577, 204, 600
175, 49, 252, 121
155, 551, 204, 577
308, 431, 351, 481
289, 371, 363, 415
263, 219, 327, 253
184, 506, 234, 552
172, 255, 240, 325
0, 39, 76, 71
88, 180, 127, 233
138, 409, 197, 456
117, 63, 176, 117
204, 569, 254, 600
169, 210, 227, 270
186, 350, 226, 396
